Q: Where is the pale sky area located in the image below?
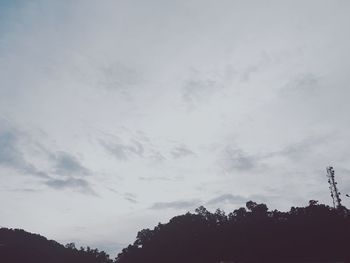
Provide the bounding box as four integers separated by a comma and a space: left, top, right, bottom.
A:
1, 0, 350, 257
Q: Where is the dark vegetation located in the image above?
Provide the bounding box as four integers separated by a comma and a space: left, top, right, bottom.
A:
0, 228, 113, 263
1, 200, 350, 263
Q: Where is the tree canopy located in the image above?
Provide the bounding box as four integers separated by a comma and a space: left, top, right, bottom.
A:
115, 201, 350, 263
0, 228, 113, 263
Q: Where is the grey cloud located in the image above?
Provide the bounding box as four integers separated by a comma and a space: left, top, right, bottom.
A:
106, 187, 138, 203
222, 147, 258, 172
206, 193, 282, 208
222, 135, 328, 173
0, 127, 48, 178
9, 188, 41, 193
239, 53, 271, 82
183, 78, 217, 104
240, 65, 260, 82
139, 176, 173, 182
264, 135, 330, 162
45, 178, 96, 195
280, 73, 320, 97
46, 152, 95, 194
98, 63, 141, 92
206, 194, 247, 206
100, 139, 144, 160
0, 124, 96, 194
149, 150, 166, 162
150, 199, 200, 210
52, 151, 90, 176
106, 187, 119, 194
124, 192, 138, 203
171, 145, 194, 159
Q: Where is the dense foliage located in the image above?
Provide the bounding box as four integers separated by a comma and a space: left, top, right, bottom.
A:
116, 201, 350, 263
0, 228, 113, 263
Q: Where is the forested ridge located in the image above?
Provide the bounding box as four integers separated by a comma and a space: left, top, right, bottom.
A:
0, 228, 113, 263
1, 201, 350, 263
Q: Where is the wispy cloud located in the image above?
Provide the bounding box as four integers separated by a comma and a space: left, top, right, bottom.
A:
124, 192, 138, 203
150, 199, 200, 210
221, 146, 259, 172
0, 121, 95, 194
279, 73, 320, 98
263, 134, 331, 162
221, 134, 330, 174
206, 194, 247, 206
8, 188, 41, 193
52, 151, 90, 176
0, 126, 48, 178
171, 145, 194, 159
45, 178, 96, 195
138, 176, 175, 182
97, 63, 141, 92
182, 78, 218, 105
100, 139, 144, 160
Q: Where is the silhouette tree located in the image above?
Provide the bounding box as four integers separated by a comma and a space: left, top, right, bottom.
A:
0, 228, 113, 263
115, 201, 350, 263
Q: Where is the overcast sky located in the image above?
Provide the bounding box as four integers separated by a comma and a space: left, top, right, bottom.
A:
1, 0, 350, 257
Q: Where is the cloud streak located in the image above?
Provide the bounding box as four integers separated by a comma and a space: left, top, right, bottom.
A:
150, 200, 200, 210
206, 194, 247, 206
0, 121, 95, 194
45, 178, 96, 195
100, 139, 144, 160
171, 145, 194, 159
52, 151, 90, 176
0, 125, 48, 178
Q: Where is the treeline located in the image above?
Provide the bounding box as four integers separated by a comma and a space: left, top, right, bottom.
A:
0, 228, 113, 263
1, 201, 350, 263
116, 201, 350, 263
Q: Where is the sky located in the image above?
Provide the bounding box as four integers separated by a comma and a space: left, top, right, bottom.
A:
1, 0, 350, 257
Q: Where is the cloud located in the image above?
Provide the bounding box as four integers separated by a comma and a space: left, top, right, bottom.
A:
221, 134, 329, 174
0, 121, 96, 194
45, 151, 95, 194
171, 145, 194, 159
52, 151, 90, 176
149, 150, 166, 162
100, 139, 144, 160
124, 192, 138, 203
44, 152, 95, 194
222, 147, 258, 172
0, 126, 48, 178
262, 134, 330, 162
181, 71, 228, 110
9, 188, 41, 193
138, 176, 174, 182
240, 65, 260, 82
45, 178, 96, 195
279, 73, 320, 98
206, 194, 247, 206
97, 63, 141, 92
182, 78, 218, 104
150, 199, 200, 210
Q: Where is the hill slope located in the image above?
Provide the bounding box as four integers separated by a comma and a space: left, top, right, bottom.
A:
0, 228, 112, 263
116, 201, 350, 263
